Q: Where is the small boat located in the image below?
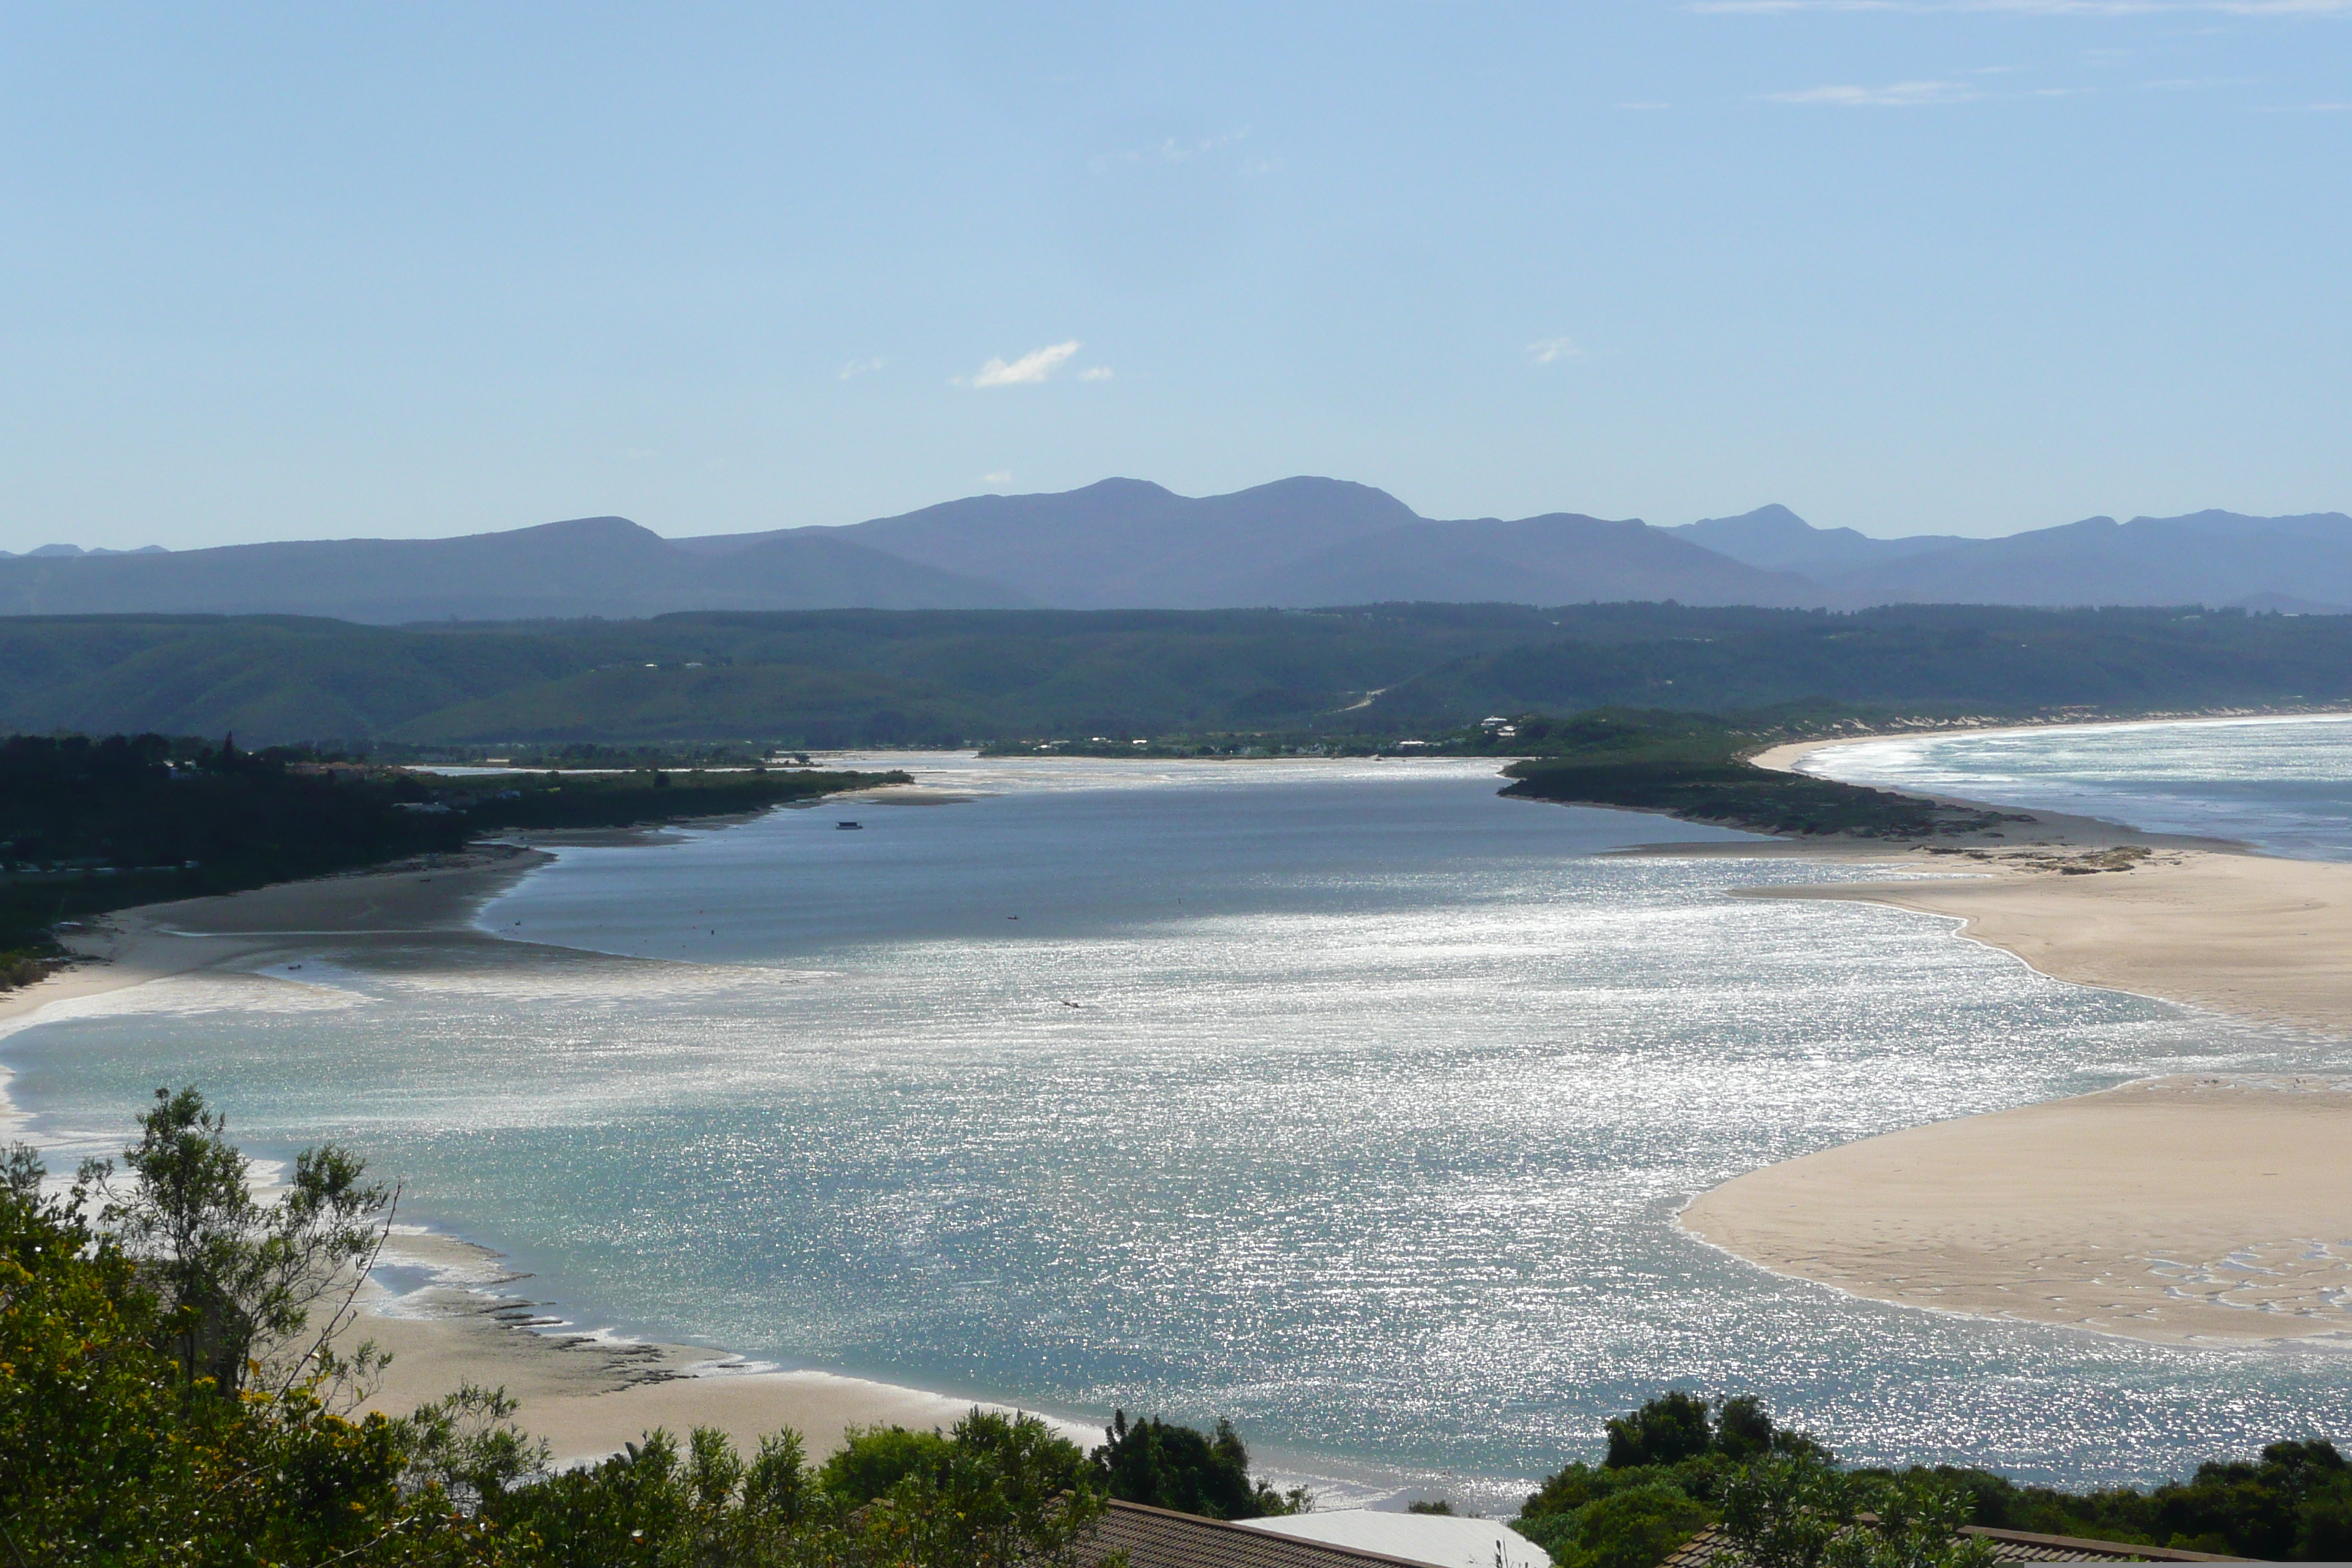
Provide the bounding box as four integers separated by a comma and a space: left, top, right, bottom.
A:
835, 821, 864, 830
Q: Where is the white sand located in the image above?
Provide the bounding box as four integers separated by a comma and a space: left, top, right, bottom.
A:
1682, 1075, 2352, 1345
349, 1231, 1088, 1464
1675, 730, 2352, 1346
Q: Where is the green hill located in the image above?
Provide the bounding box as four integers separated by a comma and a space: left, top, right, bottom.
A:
1, 603, 2348, 748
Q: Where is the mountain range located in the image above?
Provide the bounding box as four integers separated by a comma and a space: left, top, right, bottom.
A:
6, 478, 2349, 621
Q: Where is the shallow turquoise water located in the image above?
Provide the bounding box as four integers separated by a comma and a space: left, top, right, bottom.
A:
5, 755, 2348, 1502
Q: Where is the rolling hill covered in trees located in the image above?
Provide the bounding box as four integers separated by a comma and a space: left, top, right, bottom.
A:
2, 603, 2347, 748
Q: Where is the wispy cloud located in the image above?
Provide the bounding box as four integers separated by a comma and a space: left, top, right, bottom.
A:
984, 472, 1013, 486
837, 356, 888, 381
1089, 130, 1250, 173
1768, 78, 1980, 104
1525, 337, 1584, 365
1618, 100, 1676, 110
1079, 366, 1114, 382
957, 341, 1081, 388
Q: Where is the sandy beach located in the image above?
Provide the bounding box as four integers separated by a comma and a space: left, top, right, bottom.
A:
1682, 1074, 2352, 1345
1678, 730, 2352, 1348
0, 837, 1079, 1461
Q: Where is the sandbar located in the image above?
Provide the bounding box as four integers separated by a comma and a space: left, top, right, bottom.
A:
1678, 728, 2352, 1348
1681, 1075, 2352, 1345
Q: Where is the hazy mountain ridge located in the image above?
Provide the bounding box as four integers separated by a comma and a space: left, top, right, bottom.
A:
674, 478, 1828, 609
4, 483, 2349, 619
1813, 509, 2352, 611
0, 516, 1025, 622
1665, 505, 1969, 573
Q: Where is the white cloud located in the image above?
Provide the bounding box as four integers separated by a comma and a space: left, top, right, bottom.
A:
984, 471, 1014, 486
1617, 101, 1676, 110
1525, 337, 1584, 365
837, 356, 888, 380
1089, 129, 1250, 173
957, 340, 1081, 388
1079, 366, 1114, 382
1768, 79, 1980, 105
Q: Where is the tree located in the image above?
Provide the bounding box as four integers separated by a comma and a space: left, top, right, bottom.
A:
1092, 1411, 1310, 1520
1827, 1474, 1999, 1568
841, 1410, 1107, 1568
80, 1085, 391, 1393
1603, 1394, 1825, 1471
396, 1382, 552, 1511
1712, 1456, 1861, 1568
1713, 1459, 1996, 1568
1531, 1485, 1715, 1568
1607, 1392, 1716, 1469
0, 1142, 431, 1566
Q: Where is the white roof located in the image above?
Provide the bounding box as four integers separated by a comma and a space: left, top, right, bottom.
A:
1234, 1511, 1551, 1568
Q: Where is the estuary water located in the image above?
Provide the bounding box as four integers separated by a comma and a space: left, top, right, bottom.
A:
4, 753, 2350, 1501
1801, 713, 2352, 860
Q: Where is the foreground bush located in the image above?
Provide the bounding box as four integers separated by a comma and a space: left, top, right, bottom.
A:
1518, 1393, 2352, 1568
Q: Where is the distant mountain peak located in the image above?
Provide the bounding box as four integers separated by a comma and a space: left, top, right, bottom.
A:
510, 514, 660, 542
6, 542, 170, 559
1668, 506, 1967, 576
1066, 476, 1178, 499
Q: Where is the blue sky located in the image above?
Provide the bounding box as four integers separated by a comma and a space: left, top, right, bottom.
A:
1, 3, 2345, 551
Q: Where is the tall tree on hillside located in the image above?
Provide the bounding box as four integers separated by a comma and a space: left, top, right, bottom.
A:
80, 1085, 390, 1393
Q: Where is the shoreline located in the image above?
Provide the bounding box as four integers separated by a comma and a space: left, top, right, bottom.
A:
0, 829, 1101, 1464
1746, 704, 2352, 778
1677, 713, 2352, 1348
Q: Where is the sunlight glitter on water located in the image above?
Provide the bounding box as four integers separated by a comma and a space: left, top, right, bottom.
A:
7, 755, 2350, 1502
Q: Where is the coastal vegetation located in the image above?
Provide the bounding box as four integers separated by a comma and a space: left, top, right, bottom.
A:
1515, 1393, 2352, 1565
1488, 709, 2019, 838
3, 603, 2351, 748
0, 731, 902, 958
1091, 1410, 1311, 1519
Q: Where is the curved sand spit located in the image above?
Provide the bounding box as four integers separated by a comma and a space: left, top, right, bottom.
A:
1686, 737, 2352, 1346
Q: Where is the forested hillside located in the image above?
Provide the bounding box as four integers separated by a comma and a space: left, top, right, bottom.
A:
1, 603, 2347, 747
